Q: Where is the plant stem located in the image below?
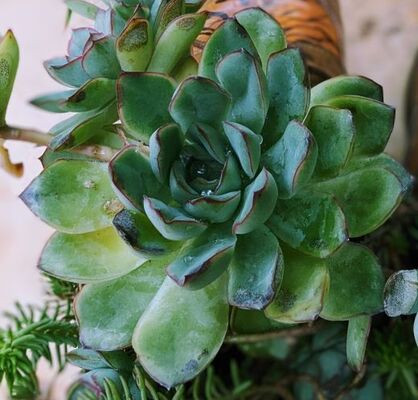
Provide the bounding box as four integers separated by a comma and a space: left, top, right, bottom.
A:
0, 125, 51, 146
225, 322, 322, 344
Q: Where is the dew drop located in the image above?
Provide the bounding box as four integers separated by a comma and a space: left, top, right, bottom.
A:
201, 190, 213, 197
183, 256, 194, 264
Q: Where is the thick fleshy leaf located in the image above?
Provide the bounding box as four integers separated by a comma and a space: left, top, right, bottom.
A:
68, 27, 95, 59
169, 76, 231, 132
233, 168, 278, 234
188, 123, 227, 163
346, 316, 371, 372
33, 78, 115, 114
144, 196, 207, 240
44, 56, 90, 88
265, 247, 329, 323
117, 72, 176, 142
262, 48, 309, 148
320, 243, 385, 320
151, 0, 185, 38
184, 191, 241, 223
82, 35, 121, 79
116, 18, 153, 72
198, 19, 257, 81
113, 210, 180, 257
49, 102, 118, 150
317, 166, 405, 237
305, 106, 355, 179
167, 224, 236, 289
215, 154, 241, 194
76, 259, 166, 351
216, 50, 268, 134
132, 275, 229, 388
0, 30, 19, 125
310, 75, 383, 106
30, 90, 76, 113
324, 96, 394, 157
235, 8, 286, 70
223, 121, 261, 178
110, 146, 169, 211
148, 12, 207, 74
228, 225, 283, 310
169, 161, 199, 202
67, 348, 111, 370
20, 160, 120, 233
414, 315, 418, 347
149, 123, 184, 183
384, 269, 418, 317
230, 309, 289, 335
172, 56, 198, 82
39, 227, 142, 284
65, 0, 99, 19
263, 121, 317, 199
65, 77, 115, 112
268, 190, 347, 258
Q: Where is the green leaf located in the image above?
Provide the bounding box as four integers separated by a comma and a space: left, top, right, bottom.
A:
148, 12, 208, 74
65, 0, 99, 19
346, 316, 370, 372
117, 72, 176, 142
231, 309, 289, 335
184, 191, 241, 223
310, 75, 383, 106
149, 123, 184, 183
228, 225, 283, 310
265, 246, 329, 323
76, 259, 166, 351
0, 30, 19, 125
82, 36, 121, 79
67, 348, 111, 370
198, 19, 257, 82
304, 106, 355, 179
188, 122, 227, 163
262, 48, 309, 148
235, 7, 286, 71
109, 146, 169, 211
215, 154, 241, 194
68, 27, 95, 59
39, 227, 142, 284
49, 102, 118, 150
167, 224, 236, 290
151, 0, 185, 38
268, 190, 347, 258
20, 160, 120, 233
32, 78, 115, 114
30, 90, 75, 113
317, 166, 405, 237
233, 168, 278, 234
263, 121, 318, 199
324, 95, 394, 157
44, 56, 90, 88
144, 196, 207, 240
223, 121, 261, 178
132, 275, 229, 388
169, 76, 231, 132
172, 56, 198, 82
320, 243, 384, 320
384, 269, 418, 317
113, 209, 181, 257
216, 50, 268, 134
169, 160, 199, 202
116, 18, 153, 72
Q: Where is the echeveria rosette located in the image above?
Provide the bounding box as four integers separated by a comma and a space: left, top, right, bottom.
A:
21, 6, 413, 389
30, 0, 207, 153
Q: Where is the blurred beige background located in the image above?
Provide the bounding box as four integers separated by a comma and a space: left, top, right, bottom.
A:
0, 0, 417, 397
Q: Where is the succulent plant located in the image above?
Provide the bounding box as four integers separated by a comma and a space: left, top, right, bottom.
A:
5, 0, 412, 391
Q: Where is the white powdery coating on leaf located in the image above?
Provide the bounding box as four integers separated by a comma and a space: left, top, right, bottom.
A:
384, 269, 418, 317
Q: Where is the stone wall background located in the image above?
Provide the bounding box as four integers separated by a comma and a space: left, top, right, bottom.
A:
0, 0, 417, 397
